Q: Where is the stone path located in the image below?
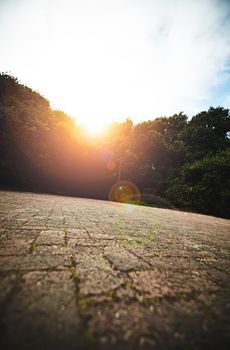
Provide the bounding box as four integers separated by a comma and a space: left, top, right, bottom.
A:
0, 190, 229, 350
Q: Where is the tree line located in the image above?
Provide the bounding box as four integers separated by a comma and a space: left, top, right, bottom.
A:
0, 73, 229, 218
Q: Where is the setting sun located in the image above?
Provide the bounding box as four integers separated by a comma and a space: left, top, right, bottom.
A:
83, 119, 107, 136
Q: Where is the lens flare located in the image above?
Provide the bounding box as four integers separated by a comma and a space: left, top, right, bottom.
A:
108, 181, 141, 204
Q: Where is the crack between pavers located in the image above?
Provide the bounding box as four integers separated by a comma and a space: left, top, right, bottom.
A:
69, 257, 94, 349
29, 209, 57, 253
15, 209, 43, 230
104, 238, 153, 270
70, 211, 91, 239
1, 266, 72, 273
61, 208, 69, 247
75, 243, 108, 248
64, 229, 68, 246
0, 208, 33, 224
78, 283, 124, 301
101, 246, 121, 274
102, 250, 149, 276
35, 243, 66, 247
124, 246, 152, 267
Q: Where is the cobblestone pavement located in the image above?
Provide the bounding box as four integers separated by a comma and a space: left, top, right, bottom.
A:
0, 190, 229, 350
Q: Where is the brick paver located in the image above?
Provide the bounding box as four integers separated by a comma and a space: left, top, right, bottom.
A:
0, 190, 229, 349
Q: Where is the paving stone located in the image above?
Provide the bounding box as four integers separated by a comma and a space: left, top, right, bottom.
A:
67, 228, 89, 239
0, 254, 71, 271
128, 269, 218, 298
0, 237, 33, 256
36, 230, 65, 245
33, 245, 75, 256
73, 250, 123, 296
104, 246, 150, 272
72, 238, 114, 247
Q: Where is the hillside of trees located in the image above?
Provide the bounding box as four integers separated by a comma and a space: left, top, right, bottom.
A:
0, 73, 230, 218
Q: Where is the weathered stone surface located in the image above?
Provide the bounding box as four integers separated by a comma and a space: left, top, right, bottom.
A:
73, 248, 123, 296
72, 238, 114, 247
0, 254, 71, 271
0, 190, 229, 350
67, 228, 89, 239
0, 237, 33, 255
104, 246, 150, 272
84, 296, 230, 350
36, 229, 65, 245
128, 268, 218, 298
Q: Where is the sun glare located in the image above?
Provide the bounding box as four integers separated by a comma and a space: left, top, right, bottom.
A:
83, 120, 106, 136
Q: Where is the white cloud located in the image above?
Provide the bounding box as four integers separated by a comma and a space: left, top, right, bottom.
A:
0, 0, 230, 125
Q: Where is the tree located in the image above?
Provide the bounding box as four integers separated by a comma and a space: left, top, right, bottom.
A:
183, 107, 230, 161
165, 149, 230, 218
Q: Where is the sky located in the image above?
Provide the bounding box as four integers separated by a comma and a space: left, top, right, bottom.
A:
0, 0, 230, 129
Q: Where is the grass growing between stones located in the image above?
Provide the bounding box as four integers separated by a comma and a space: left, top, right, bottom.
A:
117, 233, 156, 247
